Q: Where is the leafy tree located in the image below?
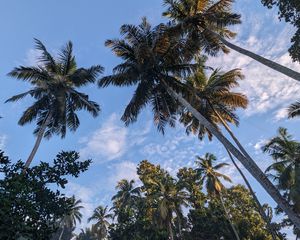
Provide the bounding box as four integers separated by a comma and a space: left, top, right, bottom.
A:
262, 0, 300, 62
189, 185, 275, 240
163, 0, 300, 81
6, 39, 102, 168
177, 167, 205, 209
88, 205, 113, 239
100, 18, 300, 228
0, 150, 91, 240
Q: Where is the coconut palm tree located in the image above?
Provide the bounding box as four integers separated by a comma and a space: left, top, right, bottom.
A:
263, 128, 300, 214
59, 196, 83, 240
163, 0, 300, 81
195, 153, 240, 240
180, 66, 248, 140
99, 18, 300, 229
112, 179, 141, 211
6, 39, 102, 168
88, 205, 113, 239
263, 128, 300, 238
147, 174, 188, 240
180, 65, 279, 239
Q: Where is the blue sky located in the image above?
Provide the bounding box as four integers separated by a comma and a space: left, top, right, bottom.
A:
1, 0, 300, 238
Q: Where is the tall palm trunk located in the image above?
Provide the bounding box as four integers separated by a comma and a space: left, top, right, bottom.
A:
168, 220, 174, 240
175, 209, 183, 239
166, 87, 300, 230
58, 224, 65, 240
209, 102, 279, 239
24, 111, 52, 169
219, 192, 241, 240
207, 30, 300, 81
226, 150, 279, 240
295, 162, 300, 213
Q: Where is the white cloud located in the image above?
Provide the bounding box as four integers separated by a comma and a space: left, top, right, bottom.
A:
141, 126, 205, 175
80, 114, 151, 163
0, 135, 7, 150
207, 15, 300, 119
24, 48, 41, 66
254, 139, 268, 154
274, 108, 289, 121
109, 161, 139, 186
65, 182, 98, 230
80, 114, 127, 161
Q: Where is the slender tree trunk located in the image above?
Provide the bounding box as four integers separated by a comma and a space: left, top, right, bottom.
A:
168, 220, 174, 240
24, 111, 52, 169
219, 192, 241, 240
226, 150, 279, 240
207, 30, 300, 81
166, 87, 300, 230
58, 225, 65, 240
176, 209, 183, 239
209, 102, 279, 239
295, 162, 300, 213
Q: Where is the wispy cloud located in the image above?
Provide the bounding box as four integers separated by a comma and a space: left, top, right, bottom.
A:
108, 161, 139, 186
80, 113, 151, 163
141, 125, 206, 175
24, 48, 41, 66
0, 135, 7, 150
207, 13, 300, 119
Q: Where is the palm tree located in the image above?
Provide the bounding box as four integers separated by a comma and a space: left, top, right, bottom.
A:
180, 65, 279, 239
111, 179, 140, 212
180, 66, 248, 140
76, 227, 97, 240
6, 39, 102, 168
99, 18, 300, 229
195, 153, 240, 240
88, 205, 113, 239
263, 128, 300, 214
147, 174, 188, 240
163, 0, 300, 81
59, 196, 83, 240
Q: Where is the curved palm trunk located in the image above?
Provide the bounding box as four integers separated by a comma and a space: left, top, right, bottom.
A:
24, 111, 52, 169
209, 103, 279, 239
219, 192, 241, 240
166, 87, 300, 230
207, 30, 300, 81
226, 150, 279, 240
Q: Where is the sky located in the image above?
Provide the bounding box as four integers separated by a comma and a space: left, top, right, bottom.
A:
1, 0, 300, 238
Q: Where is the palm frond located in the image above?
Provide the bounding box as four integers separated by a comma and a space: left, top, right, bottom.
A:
288, 101, 300, 118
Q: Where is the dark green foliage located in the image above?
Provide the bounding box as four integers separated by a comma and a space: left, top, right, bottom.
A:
262, 0, 300, 62
0, 151, 91, 240
99, 18, 196, 133
188, 185, 274, 240
107, 160, 276, 240
263, 127, 300, 237
7, 39, 102, 139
